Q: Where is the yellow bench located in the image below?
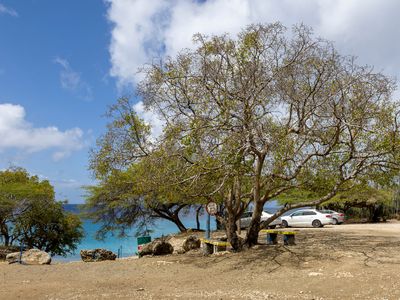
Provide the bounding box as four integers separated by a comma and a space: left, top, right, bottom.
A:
259, 229, 298, 245
200, 238, 231, 254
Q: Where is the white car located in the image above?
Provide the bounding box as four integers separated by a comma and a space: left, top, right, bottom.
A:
240, 210, 282, 229
319, 209, 345, 225
281, 209, 333, 228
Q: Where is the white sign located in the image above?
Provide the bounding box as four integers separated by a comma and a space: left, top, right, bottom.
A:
206, 202, 218, 216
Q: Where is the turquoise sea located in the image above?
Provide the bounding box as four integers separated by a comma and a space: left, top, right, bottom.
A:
55, 204, 217, 262
57, 201, 281, 262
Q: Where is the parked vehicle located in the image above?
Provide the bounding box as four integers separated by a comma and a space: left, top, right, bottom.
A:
280, 209, 334, 228
240, 210, 282, 229
319, 209, 345, 224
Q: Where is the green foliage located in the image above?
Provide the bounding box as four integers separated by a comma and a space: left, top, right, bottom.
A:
89, 97, 151, 180
327, 185, 393, 207
0, 168, 83, 256
83, 168, 155, 239
13, 200, 84, 256
90, 23, 400, 250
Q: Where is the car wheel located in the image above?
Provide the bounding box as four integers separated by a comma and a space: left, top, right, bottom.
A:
281, 220, 288, 228
332, 218, 338, 225
268, 225, 276, 229
312, 219, 322, 228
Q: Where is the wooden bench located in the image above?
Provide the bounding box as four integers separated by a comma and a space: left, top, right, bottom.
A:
259, 229, 298, 246
200, 238, 231, 254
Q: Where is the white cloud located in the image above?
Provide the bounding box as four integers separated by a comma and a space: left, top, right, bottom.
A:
0, 3, 18, 17
54, 57, 93, 101
133, 101, 164, 139
0, 103, 85, 160
107, 0, 400, 140
107, 0, 400, 87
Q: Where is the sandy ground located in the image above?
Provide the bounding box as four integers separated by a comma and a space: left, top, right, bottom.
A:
1, 222, 400, 300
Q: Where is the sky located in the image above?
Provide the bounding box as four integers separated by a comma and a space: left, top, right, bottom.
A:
1, 0, 400, 203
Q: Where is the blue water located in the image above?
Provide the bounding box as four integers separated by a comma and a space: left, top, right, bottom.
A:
55, 205, 217, 262
57, 201, 282, 262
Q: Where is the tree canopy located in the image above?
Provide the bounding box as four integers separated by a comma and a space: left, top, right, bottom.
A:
89, 23, 400, 251
0, 168, 83, 256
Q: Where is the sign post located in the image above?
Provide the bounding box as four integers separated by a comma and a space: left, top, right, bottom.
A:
205, 201, 218, 239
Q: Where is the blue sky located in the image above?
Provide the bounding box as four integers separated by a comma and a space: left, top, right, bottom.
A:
1, 0, 400, 203
0, 0, 117, 202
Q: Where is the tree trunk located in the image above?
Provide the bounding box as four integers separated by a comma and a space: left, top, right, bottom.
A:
196, 206, 202, 231
171, 214, 187, 232
244, 200, 264, 247
0, 223, 10, 246
226, 214, 241, 251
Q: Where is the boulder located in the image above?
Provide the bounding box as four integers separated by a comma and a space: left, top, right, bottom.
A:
168, 237, 185, 254
80, 249, 117, 262
6, 249, 51, 265
0, 246, 20, 261
182, 235, 201, 252
138, 239, 174, 257
152, 240, 174, 256
138, 242, 154, 257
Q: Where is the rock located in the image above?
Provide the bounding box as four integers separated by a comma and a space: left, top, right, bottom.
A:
182, 235, 201, 252
6, 252, 21, 264
138, 239, 174, 257
0, 246, 20, 261
6, 249, 51, 265
80, 249, 117, 262
152, 240, 174, 255
168, 237, 185, 254
138, 242, 154, 257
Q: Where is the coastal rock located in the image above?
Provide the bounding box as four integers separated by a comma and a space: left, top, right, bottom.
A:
152, 240, 174, 256
138, 239, 174, 257
138, 242, 154, 257
80, 249, 117, 262
182, 236, 201, 252
168, 237, 185, 254
0, 247, 19, 261
6, 249, 51, 265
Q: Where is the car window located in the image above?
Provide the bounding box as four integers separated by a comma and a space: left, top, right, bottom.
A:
292, 211, 303, 217
263, 210, 272, 214
303, 211, 317, 215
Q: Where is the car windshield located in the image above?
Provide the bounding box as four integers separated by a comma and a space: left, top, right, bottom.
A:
263, 210, 272, 214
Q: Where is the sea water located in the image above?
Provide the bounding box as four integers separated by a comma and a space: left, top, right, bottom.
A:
55, 204, 217, 262
56, 201, 281, 262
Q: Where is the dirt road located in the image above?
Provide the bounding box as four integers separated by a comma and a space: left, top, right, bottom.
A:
1, 222, 400, 299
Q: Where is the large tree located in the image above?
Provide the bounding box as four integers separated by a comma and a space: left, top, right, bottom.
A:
137, 23, 400, 250
0, 168, 83, 256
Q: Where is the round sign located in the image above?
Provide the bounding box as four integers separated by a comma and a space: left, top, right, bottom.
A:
206, 201, 218, 216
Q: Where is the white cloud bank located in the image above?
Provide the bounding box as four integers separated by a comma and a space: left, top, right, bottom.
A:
107, 0, 400, 85
0, 103, 85, 160
106, 0, 400, 137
